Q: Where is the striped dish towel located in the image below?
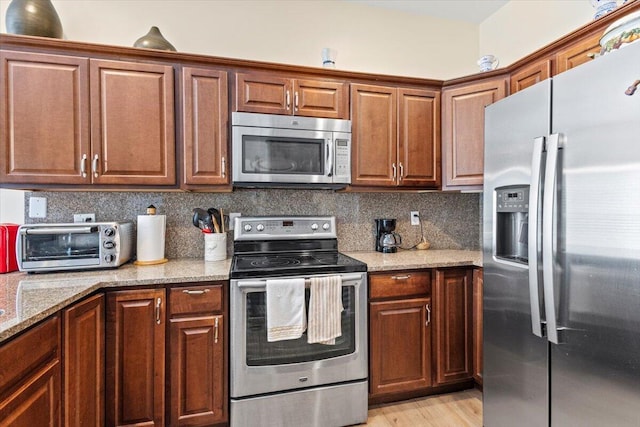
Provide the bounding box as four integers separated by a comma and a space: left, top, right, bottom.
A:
308, 275, 344, 345
266, 278, 306, 342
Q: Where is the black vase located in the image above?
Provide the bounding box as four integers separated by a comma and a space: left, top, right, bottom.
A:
5, 0, 63, 39
133, 26, 177, 52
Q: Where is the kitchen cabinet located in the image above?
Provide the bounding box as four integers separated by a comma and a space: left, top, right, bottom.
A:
509, 58, 552, 94
0, 315, 61, 426
369, 271, 432, 399
472, 268, 483, 385
555, 32, 602, 74
235, 72, 349, 119
434, 268, 473, 385
181, 67, 229, 188
168, 283, 227, 426
0, 50, 175, 186
441, 77, 507, 190
351, 84, 440, 188
106, 289, 166, 427
63, 294, 104, 427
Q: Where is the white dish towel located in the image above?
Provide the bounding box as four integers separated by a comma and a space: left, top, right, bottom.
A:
266, 278, 306, 342
308, 275, 344, 345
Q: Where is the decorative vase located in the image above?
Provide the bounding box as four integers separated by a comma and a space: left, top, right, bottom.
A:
590, 0, 617, 20
133, 26, 177, 51
5, 0, 63, 38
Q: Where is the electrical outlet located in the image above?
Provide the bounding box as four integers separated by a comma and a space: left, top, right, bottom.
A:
228, 213, 241, 230
411, 211, 420, 226
29, 197, 47, 218
74, 213, 95, 223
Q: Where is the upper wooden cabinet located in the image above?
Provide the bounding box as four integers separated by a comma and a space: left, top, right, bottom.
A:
181, 67, 229, 188
555, 32, 602, 74
351, 84, 440, 188
510, 58, 552, 94
441, 77, 507, 190
235, 72, 349, 119
0, 50, 176, 186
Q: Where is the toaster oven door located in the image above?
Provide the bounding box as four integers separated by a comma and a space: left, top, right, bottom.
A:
19, 225, 101, 270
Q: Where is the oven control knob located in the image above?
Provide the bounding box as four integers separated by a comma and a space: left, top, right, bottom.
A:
323, 223, 330, 230
104, 227, 115, 237
311, 223, 319, 231
104, 254, 115, 263
256, 224, 265, 232
103, 240, 115, 249
243, 224, 252, 232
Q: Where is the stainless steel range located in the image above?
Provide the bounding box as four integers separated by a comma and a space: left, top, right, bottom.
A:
229, 216, 368, 427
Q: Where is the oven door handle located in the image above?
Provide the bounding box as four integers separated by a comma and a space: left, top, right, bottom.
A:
236, 273, 364, 290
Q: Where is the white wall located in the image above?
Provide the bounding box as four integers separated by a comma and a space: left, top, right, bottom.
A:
0, 189, 24, 223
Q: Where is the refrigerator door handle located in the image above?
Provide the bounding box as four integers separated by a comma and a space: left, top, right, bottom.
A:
542, 133, 564, 344
528, 136, 546, 338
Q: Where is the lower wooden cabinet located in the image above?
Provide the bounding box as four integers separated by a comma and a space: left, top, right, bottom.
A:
434, 268, 473, 385
63, 294, 105, 427
106, 289, 166, 427
0, 315, 61, 426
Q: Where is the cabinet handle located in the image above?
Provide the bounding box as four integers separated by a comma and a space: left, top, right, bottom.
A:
92, 154, 99, 178
392, 163, 397, 179
294, 91, 299, 111
391, 274, 411, 280
80, 154, 88, 178
586, 52, 599, 59
155, 297, 162, 325
221, 157, 226, 178
399, 162, 404, 181
286, 90, 291, 110
182, 289, 210, 295
214, 317, 219, 343
426, 303, 431, 326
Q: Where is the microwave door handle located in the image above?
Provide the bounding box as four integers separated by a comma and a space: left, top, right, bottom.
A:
326, 140, 334, 177
21, 226, 98, 235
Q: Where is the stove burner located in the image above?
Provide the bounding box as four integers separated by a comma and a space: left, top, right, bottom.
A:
249, 256, 302, 268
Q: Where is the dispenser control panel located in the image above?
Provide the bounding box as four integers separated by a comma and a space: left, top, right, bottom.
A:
496, 187, 529, 212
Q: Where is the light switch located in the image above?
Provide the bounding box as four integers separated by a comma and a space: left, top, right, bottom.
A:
29, 197, 47, 218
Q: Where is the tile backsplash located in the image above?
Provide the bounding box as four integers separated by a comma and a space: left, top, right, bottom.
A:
24, 190, 481, 258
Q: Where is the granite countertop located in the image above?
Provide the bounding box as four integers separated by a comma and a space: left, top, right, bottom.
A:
0, 249, 481, 343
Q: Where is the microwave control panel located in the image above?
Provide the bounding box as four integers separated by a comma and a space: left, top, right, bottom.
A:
334, 137, 351, 182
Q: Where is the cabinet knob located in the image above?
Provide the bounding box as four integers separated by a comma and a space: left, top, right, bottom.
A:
182, 289, 210, 295
80, 154, 88, 178
391, 274, 411, 280
426, 303, 431, 326
214, 317, 219, 343
155, 297, 162, 325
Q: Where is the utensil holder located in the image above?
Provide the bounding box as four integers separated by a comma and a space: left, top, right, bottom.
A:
204, 233, 227, 261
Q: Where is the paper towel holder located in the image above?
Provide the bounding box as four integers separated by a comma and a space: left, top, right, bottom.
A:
134, 204, 169, 266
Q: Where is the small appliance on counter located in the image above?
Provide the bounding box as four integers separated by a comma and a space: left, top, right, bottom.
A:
16, 222, 134, 273
374, 218, 402, 253
0, 223, 20, 273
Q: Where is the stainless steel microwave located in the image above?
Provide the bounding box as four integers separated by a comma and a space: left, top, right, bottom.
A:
17, 222, 134, 273
231, 112, 351, 188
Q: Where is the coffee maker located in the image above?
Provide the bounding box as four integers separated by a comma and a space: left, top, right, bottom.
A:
375, 218, 402, 253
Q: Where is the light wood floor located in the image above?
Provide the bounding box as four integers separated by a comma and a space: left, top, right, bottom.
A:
362, 388, 483, 427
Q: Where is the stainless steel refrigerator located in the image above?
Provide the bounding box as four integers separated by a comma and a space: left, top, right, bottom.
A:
483, 40, 640, 427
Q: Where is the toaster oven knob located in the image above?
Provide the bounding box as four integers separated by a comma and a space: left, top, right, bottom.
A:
104, 227, 115, 237
256, 224, 265, 232
323, 222, 330, 230
243, 224, 252, 232
104, 254, 115, 263
311, 223, 319, 231
103, 240, 115, 249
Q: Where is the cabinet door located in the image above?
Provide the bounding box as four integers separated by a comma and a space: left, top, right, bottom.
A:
63, 294, 104, 427
90, 59, 175, 185
555, 32, 602, 74
294, 79, 349, 119
0, 50, 90, 184
442, 78, 507, 190
182, 67, 229, 187
235, 72, 292, 115
398, 88, 441, 188
350, 84, 397, 186
510, 58, 552, 94
169, 315, 225, 426
369, 298, 432, 397
472, 268, 483, 384
106, 289, 165, 427
434, 269, 473, 385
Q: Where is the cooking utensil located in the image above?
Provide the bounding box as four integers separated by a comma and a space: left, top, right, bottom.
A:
219, 208, 225, 233
207, 208, 222, 233
192, 208, 213, 232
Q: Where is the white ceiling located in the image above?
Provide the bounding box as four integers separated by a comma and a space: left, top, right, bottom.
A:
346, 0, 509, 24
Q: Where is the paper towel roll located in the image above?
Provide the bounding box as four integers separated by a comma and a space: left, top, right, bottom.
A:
136, 214, 166, 263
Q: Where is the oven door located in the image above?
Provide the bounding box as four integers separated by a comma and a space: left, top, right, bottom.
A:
230, 272, 368, 398
232, 126, 335, 185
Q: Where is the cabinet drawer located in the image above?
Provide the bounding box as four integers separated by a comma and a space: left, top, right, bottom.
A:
169, 284, 223, 316
369, 271, 431, 299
